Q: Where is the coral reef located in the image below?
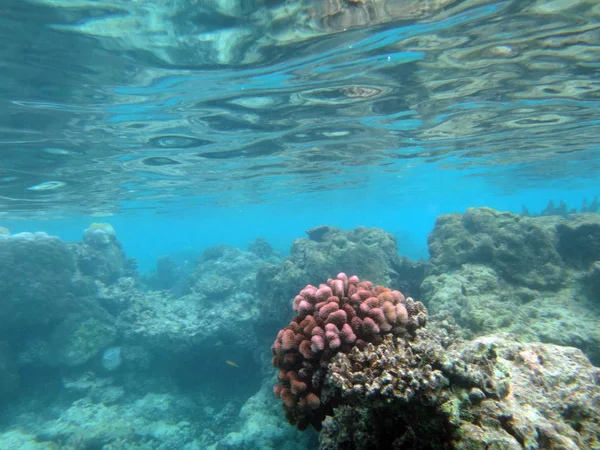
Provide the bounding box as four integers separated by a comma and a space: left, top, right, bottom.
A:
422, 207, 600, 363
70, 223, 135, 285
2, 215, 599, 449
0, 229, 128, 406
321, 332, 600, 449
108, 245, 269, 354
247, 237, 279, 260
0, 228, 242, 449
43, 308, 117, 367
0, 232, 75, 329
0, 341, 19, 401
211, 377, 316, 450
143, 255, 187, 293
257, 226, 425, 334
521, 195, 599, 217
105, 245, 269, 410
2, 372, 213, 450
272, 273, 426, 430
426, 207, 563, 289
325, 329, 448, 409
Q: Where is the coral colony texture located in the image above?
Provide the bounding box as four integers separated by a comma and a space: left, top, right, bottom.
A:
318, 332, 600, 450
271, 273, 427, 430
1, 207, 599, 449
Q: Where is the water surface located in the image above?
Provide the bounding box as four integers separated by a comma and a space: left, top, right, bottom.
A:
1, 0, 599, 218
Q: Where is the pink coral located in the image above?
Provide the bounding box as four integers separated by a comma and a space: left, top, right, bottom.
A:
271, 273, 425, 431
298, 340, 313, 359
311, 335, 325, 353
318, 302, 339, 320
396, 303, 409, 325
325, 309, 348, 326
339, 323, 356, 344
315, 285, 333, 301
362, 316, 380, 335
382, 301, 397, 323
304, 392, 321, 410
325, 323, 341, 349
297, 300, 314, 316
281, 329, 296, 351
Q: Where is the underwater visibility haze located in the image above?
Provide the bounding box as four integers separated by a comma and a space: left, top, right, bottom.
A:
0, 0, 599, 449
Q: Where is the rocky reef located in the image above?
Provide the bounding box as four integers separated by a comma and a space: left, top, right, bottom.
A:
266, 270, 599, 449
257, 225, 426, 334
0, 208, 599, 449
422, 207, 600, 364
0, 226, 296, 449
265, 209, 600, 449
320, 331, 599, 449
521, 196, 599, 217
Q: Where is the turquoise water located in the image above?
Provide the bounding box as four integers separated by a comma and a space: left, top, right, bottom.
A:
2, 0, 598, 269
1, 1, 600, 449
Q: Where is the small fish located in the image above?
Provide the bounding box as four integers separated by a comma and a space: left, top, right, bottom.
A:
225, 360, 239, 368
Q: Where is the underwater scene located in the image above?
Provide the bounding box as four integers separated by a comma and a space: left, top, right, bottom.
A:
1, 0, 599, 449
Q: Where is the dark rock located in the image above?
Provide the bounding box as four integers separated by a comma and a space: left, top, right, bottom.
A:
556, 215, 600, 268
306, 225, 331, 242
145, 256, 181, 291
391, 256, 427, 300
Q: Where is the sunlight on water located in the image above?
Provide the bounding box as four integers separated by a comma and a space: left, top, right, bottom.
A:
0, 0, 599, 218
1, 3, 600, 449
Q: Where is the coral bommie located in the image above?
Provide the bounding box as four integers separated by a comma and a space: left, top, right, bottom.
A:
271, 273, 426, 430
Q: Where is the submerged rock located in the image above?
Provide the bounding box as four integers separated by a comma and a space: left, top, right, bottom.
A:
321, 331, 600, 449
0, 341, 19, 401
247, 237, 278, 260
0, 232, 75, 330
422, 208, 600, 363
47, 311, 116, 367
427, 207, 564, 289
70, 223, 134, 285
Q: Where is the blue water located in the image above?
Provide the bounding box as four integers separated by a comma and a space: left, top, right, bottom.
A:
1, 1, 600, 447
3, 184, 598, 272
2, 1, 599, 266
